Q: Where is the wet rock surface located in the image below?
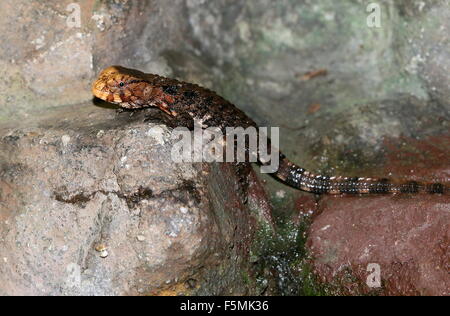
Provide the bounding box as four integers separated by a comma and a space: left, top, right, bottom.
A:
308, 194, 449, 296
306, 134, 449, 296
0, 105, 270, 296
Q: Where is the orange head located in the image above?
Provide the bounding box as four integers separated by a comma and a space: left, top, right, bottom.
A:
92, 66, 156, 109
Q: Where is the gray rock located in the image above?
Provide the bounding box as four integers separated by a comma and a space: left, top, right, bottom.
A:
0, 0, 188, 121
0, 105, 271, 296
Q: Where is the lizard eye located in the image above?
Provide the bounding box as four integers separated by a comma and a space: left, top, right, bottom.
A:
119, 82, 125, 87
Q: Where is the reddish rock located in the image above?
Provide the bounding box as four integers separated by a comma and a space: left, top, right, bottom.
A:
383, 135, 450, 182
295, 195, 319, 216
308, 194, 449, 296
291, 194, 319, 226
308, 134, 449, 296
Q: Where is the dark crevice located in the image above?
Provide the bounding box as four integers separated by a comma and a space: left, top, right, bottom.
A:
53, 182, 201, 209
54, 192, 93, 207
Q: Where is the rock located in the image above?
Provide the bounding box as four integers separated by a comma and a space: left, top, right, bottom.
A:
0, 104, 272, 296
307, 134, 450, 296
4, 0, 450, 130
0, 0, 188, 121
170, 0, 450, 170
296, 95, 449, 177
395, 0, 450, 109
308, 194, 449, 296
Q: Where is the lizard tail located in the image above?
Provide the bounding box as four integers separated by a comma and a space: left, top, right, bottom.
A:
272, 154, 448, 195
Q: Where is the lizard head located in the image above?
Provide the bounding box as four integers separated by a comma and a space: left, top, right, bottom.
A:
92, 65, 155, 109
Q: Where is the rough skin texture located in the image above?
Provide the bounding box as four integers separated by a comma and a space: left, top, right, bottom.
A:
92, 66, 448, 195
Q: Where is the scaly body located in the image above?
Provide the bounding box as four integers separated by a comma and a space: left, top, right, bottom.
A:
92, 66, 447, 195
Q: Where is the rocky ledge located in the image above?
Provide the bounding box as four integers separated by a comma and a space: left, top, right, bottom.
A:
0, 103, 273, 296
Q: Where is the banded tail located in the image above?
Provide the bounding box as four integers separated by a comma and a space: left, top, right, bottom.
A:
273, 154, 448, 195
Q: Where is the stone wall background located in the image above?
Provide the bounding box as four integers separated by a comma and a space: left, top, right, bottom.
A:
1, 0, 449, 170
1, 0, 449, 119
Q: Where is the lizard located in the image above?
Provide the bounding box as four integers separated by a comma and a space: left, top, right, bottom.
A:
92, 65, 448, 195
